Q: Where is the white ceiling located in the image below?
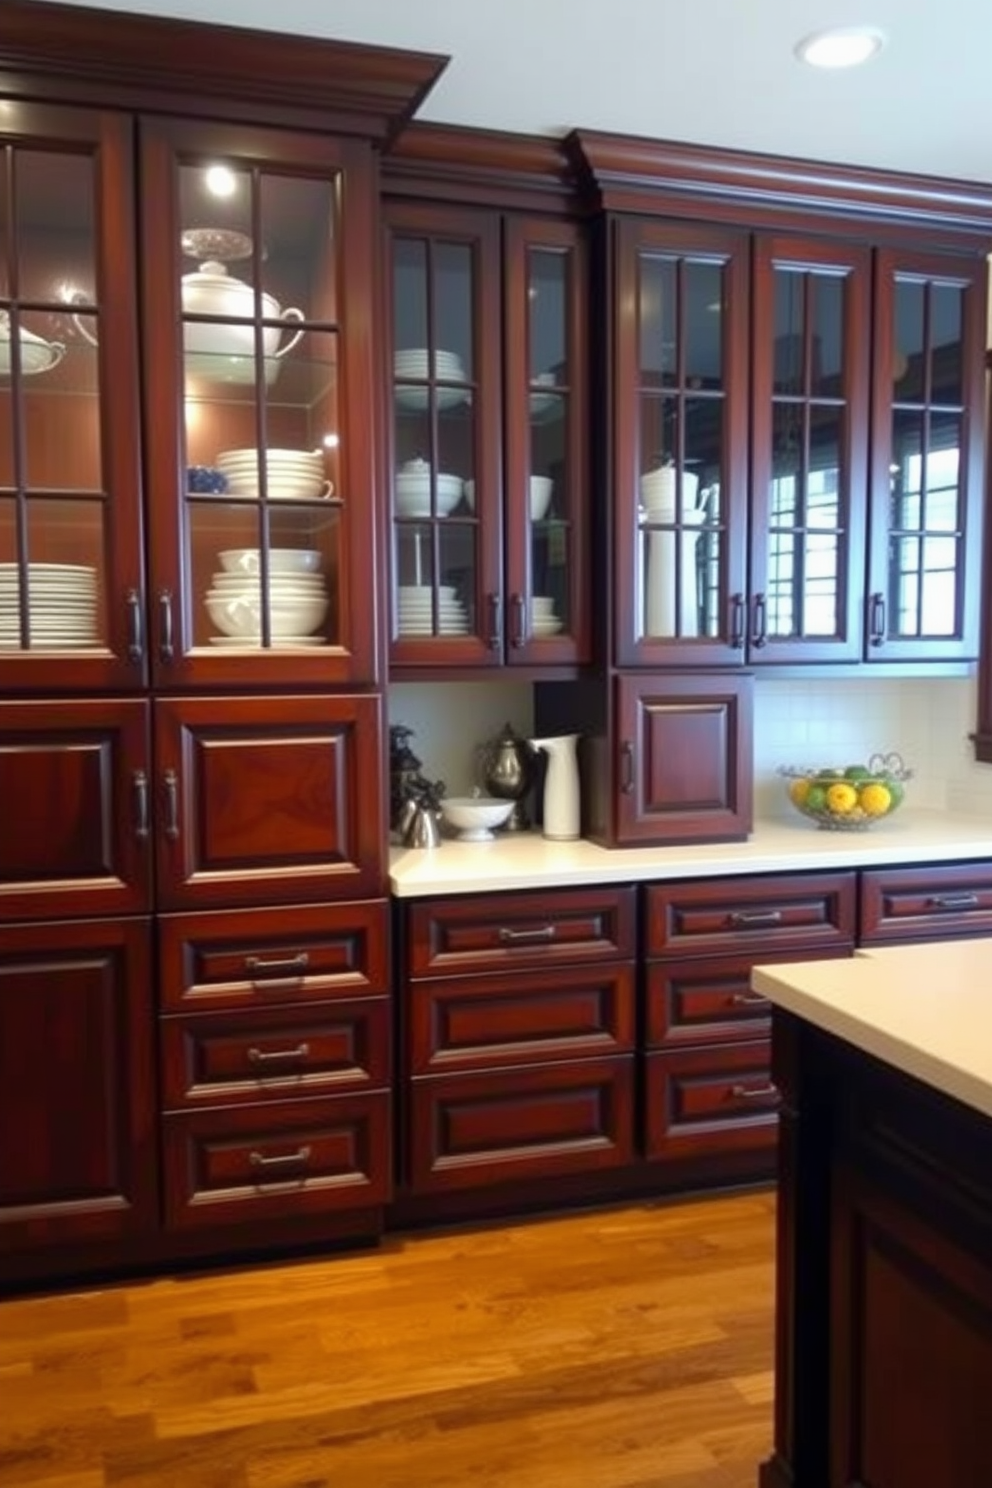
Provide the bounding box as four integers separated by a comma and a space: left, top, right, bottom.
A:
41, 0, 992, 186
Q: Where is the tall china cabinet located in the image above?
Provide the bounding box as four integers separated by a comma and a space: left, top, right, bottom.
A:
536, 133, 992, 847
0, 0, 445, 1286
381, 127, 591, 674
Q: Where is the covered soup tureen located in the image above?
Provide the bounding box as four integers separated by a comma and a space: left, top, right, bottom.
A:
181, 260, 305, 382
0, 311, 65, 376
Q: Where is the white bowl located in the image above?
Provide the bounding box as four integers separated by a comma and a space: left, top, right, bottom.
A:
530, 476, 554, 521
439, 796, 515, 842
218, 548, 322, 575
395, 473, 464, 518
205, 593, 328, 638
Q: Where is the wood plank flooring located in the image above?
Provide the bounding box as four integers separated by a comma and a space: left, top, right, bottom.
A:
0, 1189, 776, 1488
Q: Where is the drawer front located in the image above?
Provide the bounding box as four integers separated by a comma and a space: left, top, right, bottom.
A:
410, 964, 635, 1074
860, 862, 992, 944
407, 1058, 634, 1194
407, 886, 636, 978
159, 901, 390, 1012
645, 872, 856, 957
644, 1043, 778, 1161
162, 1094, 390, 1230
160, 998, 390, 1109
646, 946, 852, 1049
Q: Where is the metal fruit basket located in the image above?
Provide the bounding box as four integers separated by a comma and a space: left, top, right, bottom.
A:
778, 751, 912, 831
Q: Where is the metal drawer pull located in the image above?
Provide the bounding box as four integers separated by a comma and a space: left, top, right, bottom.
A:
731, 1082, 778, 1101
248, 1145, 312, 1171
728, 910, 783, 929
162, 769, 180, 840
498, 925, 556, 943
927, 893, 980, 911
126, 588, 143, 664
731, 992, 769, 1007
244, 953, 310, 976
158, 588, 174, 663
132, 770, 150, 840
247, 1042, 310, 1065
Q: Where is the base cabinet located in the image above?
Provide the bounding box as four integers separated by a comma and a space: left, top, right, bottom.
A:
0, 918, 157, 1257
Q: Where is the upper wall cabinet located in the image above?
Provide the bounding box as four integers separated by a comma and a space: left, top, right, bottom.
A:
383, 181, 590, 672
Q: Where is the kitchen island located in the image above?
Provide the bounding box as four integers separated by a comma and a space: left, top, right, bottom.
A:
752, 939, 992, 1488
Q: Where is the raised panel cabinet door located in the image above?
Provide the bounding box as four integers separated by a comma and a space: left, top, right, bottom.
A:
0, 697, 152, 921
749, 235, 871, 664
154, 694, 385, 911
0, 917, 156, 1256
612, 219, 749, 668
645, 871, 858, 957
643, 1042, 779, 1162
139, 118, 380, 687
0, 105, 146, 693
614, 672, 753, 845
859, 861, 992, 945
867, 248, 987, 664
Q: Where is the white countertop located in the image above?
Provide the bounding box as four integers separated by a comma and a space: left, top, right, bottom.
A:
752, 937, 992, 1120
389, 810, 992, 896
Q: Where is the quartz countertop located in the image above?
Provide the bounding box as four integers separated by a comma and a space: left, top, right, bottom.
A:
389, 810, 992, 897
752, 936, 992, 1121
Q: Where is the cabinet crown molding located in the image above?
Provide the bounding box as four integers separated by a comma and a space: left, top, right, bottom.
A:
384, 121, 577, 212
0, 0, 448, 140
568, 129, 992, 242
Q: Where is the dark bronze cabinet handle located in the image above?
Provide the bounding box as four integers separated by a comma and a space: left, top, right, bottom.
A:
869, 590, 886, 647
158, 588, 174, 663
125, 588, 143, 663
729, 592, 745, 649
248, 1145, 312, 1171
162, 769, 179, 840
927, 893, 980, 911
731, 991, 769, 1008
498, 925, 556, 944
750, 591, 767, 649
132, 770, 150, 840
731, 1082, 778, 1101
620, 740, 635, 794
244, 952, 310, 976
509, 592, 525, 648
247, 1042, 310, 1065
487, 591, 502, 650
728, 910, 783, 928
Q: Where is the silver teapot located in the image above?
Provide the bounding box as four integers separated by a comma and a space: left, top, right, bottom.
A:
478, 722, 536, 831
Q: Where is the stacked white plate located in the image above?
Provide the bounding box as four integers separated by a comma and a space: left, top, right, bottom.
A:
204, 549, 329, 645
531, 595, 563, 637
639, 466, 701, 518
394, 347, 469, 411
0, 562, 99, 649
214, 448, 331, 501
396, 583, 469, 637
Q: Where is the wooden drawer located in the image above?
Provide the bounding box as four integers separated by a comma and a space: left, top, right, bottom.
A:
158, 901, 390, 1012
160, 998, 390, 1109
406, 886, 635, 978
859, 862, 992, 945
645, 872, 856, 958
646, 946, 852, 1049
407, 1057, 634, 1194
161, 1093, 390, 1231
643, 1043, 779, 1161
409, 964, 635, 1074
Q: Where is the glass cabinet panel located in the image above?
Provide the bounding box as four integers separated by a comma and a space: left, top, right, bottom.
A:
176, 163, 341, 651
524, 243, 574, 644
0, 143, 107, 653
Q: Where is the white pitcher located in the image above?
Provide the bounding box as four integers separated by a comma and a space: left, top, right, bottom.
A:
528, 734, 581, 841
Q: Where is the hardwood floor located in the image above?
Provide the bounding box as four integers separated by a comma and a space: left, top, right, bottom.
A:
0, 1189, 775, 1488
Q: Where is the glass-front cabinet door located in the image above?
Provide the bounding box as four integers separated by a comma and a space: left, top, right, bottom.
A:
749, 237, 870, 664
867, 249, 986, 663
503, 217, 589, 665
613, 220, 749, 667
0, 107, 144, 690
386, 203, 501, 666
140, 120, 378, 685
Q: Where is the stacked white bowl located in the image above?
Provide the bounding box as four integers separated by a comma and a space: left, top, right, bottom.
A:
531, 594, 563, 637
394, 347, 468, 410
205, 548, 329, 645
462, 474, 552, 520
396, 583, 468, 637
639, 465, 700, 518
395, 458, 464, 518
215, 448, 330, 501
0, 562, 99, 649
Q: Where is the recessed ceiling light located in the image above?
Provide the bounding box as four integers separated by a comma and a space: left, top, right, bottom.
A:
795, 25, 886, 69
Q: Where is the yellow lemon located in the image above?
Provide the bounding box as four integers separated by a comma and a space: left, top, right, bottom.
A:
826, 782, 858, 815
788, 777, 812, 806
860, 782, 892, 817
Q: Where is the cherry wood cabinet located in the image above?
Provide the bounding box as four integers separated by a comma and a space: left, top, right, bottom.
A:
0, 917, 157, 1257
399, 886, 636, 1197
858, 859, 992, 945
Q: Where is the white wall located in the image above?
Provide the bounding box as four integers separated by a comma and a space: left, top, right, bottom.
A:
389, 675, 992, 822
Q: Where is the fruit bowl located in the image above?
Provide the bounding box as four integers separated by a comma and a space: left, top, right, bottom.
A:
779, 752, 912, 830
438, 795, 514, 842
